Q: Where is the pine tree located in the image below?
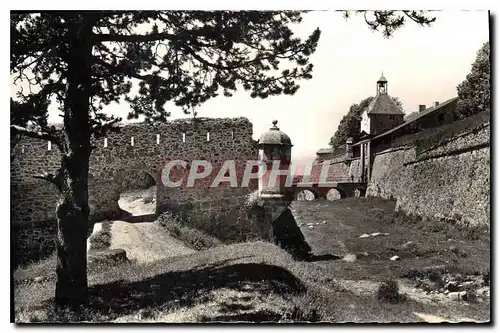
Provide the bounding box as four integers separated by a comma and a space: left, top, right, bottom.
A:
11, 10, 435, 309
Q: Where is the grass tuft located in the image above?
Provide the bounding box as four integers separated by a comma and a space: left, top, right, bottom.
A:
158, 212, 221, 251
376, 279, 405, 303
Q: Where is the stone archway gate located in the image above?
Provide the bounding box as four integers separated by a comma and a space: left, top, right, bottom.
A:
11, 117, 258, 224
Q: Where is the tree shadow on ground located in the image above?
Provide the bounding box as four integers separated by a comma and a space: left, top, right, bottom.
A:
40, 262, 307, 322
304, 254, 343, 262
118, 213, 158, 223
199, 309, 285, 323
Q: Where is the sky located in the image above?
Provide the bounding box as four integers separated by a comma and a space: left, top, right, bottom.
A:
32, 10, 490, 163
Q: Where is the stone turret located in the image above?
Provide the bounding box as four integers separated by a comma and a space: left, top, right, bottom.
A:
257, 120, 292, 198
346, 137, 354, 159
253, 120, 311, 259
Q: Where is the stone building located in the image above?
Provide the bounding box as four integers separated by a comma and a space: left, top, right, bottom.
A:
316, 75, 464, 183
360, 74, 405, 137
354, 95, 461, 181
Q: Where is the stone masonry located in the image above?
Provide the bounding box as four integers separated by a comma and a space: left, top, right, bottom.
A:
11, 117, 260, 264
11, 117, 258, 223
367, 120, 490, 227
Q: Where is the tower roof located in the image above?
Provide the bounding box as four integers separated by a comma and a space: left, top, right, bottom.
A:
366, 93, 405, 115
377, 74, 388, 83
258, 120, 292, 146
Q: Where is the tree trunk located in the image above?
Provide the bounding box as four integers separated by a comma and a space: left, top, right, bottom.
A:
54, 20, 93, 310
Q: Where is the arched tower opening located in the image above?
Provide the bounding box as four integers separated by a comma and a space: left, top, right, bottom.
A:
326, 188, 343, 201
118, 170, 158, 216
295, 189, 317, 201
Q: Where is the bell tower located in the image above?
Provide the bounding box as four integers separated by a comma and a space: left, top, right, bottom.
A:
377, 73, 388, 95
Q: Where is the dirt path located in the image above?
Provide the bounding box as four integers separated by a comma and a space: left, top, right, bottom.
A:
95, 188, 195, 264
108, 220, 195, 264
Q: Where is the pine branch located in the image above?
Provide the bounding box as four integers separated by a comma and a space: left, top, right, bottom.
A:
33, 169, 63, 192
11, 125, 60, 145
93, 32, 176, 43
91, 117, 122, 137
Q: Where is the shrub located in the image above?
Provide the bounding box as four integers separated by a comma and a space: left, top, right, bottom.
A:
157, 212, 221, 251
376, 279, 404, 303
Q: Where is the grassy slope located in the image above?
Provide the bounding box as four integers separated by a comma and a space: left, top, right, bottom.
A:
14, 198, 490, 323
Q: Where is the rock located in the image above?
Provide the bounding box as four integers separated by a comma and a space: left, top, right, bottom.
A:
371, 232, 382, 237
483, 272, 490, 286
444, 290, 450, 295
390, 255, 400, 261
362, 252, 369, 256
402, 241, 414, 249
383, 233, 389, 236
459, 281, 474, 289
322, 221, 327, 224
462, 291, 477, 302
359, 233, 370, 238
308, 225, 314, 230
33, 276, 44, 283
343, 254, 357, 262
448, 291, 467, 301
476, 287, 489, 297
420, 281, 434, 292
446, 282, 459, 292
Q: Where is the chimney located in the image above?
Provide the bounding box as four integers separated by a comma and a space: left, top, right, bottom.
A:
434, 101, 439, 107
418, 105, 426, 112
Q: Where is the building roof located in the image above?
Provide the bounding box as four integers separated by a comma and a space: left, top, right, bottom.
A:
404, 97, 458, 123
367, 93, 405, 115
352, 96, 458, 147
258, 120, 292, 146
370, 96, 459, 141
377, 74, 388, 83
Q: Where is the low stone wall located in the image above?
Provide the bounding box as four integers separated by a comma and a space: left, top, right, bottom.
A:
367, 122, 490, 227
328, 157, 362, 180
12, 219, 58, 267
168, 189, 265, 242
